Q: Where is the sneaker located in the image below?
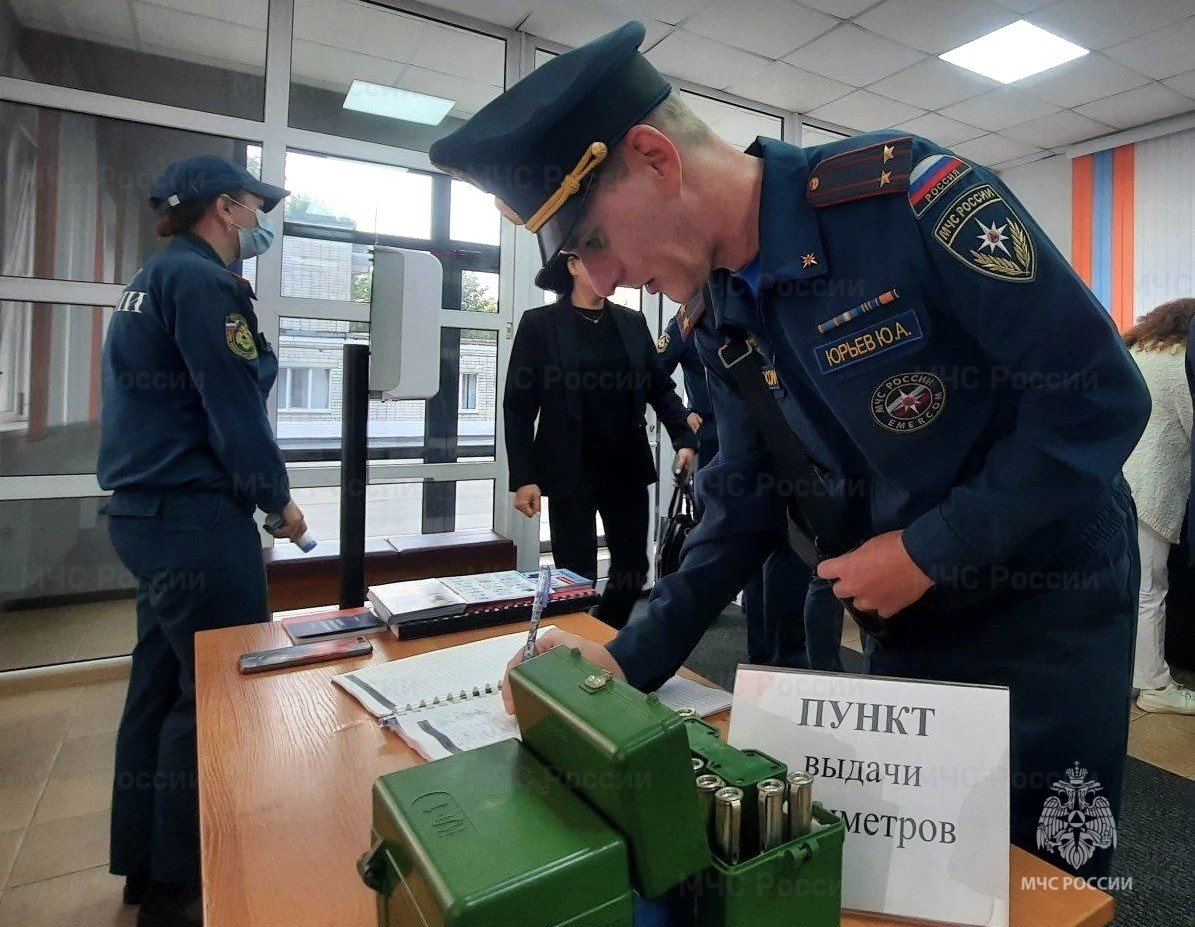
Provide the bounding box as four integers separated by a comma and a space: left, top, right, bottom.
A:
1136, 682, 1195, 715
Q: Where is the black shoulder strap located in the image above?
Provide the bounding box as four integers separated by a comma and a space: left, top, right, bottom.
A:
716, 335, 848, 558
715, 314, 891, 641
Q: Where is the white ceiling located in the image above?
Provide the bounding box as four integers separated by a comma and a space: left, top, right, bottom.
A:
6, 0, 508, 122
491, 0, 1195, 166
8, 0, 1195, 167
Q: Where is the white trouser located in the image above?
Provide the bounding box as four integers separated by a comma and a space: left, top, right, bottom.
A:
1134, 520, 1173, 691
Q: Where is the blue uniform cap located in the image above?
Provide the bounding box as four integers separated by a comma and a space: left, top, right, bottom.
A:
149, 155, 288, 215
429, 21, 670, 292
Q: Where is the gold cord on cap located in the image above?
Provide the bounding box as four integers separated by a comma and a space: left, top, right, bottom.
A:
494, 142, 608, 233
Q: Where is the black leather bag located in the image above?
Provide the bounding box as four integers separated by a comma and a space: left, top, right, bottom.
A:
656, 478, 697, 581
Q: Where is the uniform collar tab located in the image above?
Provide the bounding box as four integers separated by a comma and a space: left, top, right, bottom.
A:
745, 136, 828, 284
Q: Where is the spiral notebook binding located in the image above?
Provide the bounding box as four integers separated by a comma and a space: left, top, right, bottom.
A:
378, 680, 502, 727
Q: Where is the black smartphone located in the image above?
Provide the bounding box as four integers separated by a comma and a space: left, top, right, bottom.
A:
237, 637, 373, 674
287, 611, 385, 640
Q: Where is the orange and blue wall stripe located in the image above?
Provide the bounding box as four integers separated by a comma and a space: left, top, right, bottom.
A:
1072, 145, 1134, 332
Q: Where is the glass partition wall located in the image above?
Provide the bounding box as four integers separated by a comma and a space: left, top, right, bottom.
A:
0, 0, 798, 670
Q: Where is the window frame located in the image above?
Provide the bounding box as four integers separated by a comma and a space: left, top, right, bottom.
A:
458, 371, 478, 412
277, 365, 333, 412
0, 0, 800, 579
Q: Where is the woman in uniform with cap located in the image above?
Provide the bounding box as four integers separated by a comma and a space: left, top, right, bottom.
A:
98, 155, 305, 927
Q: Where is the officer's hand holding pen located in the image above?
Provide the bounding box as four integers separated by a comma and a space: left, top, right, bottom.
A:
816, 529, 933, 618
501, 629, 626, 714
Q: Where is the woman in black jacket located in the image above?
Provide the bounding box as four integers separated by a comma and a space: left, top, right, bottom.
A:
504, 253, 698, 629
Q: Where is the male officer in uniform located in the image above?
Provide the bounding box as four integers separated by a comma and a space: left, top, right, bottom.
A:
657, 305, 718, 468
431, 23, 1150, 878
660, 297, 843, 671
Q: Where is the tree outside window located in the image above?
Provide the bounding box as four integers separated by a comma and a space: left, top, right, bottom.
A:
461, 271, 499, 313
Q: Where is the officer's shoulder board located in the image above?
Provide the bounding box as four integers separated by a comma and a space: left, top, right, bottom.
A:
806, 137, 913, 209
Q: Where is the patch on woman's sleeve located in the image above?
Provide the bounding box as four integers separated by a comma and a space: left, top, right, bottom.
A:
224, 313, 259, 359
930, 183, 1037, 282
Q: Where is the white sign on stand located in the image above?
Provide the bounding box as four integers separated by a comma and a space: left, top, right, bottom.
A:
730, 667, 1010, 927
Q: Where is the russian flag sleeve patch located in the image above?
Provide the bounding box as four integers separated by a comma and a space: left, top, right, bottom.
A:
908, 155, 970, 218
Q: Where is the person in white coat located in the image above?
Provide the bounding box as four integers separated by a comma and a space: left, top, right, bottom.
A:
1123, 298, 1195, 715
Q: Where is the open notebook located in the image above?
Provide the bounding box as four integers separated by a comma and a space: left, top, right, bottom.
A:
332, 628, 733, 761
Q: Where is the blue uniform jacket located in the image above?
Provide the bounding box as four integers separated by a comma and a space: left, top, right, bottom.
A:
657, 314, 713, 418
98, 234, 291, 514
609, 133, 1151, 691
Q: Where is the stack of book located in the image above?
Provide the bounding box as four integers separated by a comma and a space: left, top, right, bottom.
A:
367, 569, 599, 639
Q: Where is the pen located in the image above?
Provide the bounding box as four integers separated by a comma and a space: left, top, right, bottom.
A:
524, 565, 553, 661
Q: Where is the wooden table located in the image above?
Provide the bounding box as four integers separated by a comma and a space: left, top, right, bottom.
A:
196, 613, 1114, 927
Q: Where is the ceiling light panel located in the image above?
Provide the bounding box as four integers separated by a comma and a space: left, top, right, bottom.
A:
940, 20, 1088, 84
343, 80, 455, 125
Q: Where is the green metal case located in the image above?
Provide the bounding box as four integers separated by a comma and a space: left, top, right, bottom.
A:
690, 805, 845, 927
683, 719, 844, 927
509, 646, 712, 899
360, 649, 845, 927
684, 718, 787, 786
359, 738, 633, 927
683, 719, 787, 856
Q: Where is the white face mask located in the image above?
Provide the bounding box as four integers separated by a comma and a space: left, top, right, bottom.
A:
224, 196, 276, 260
